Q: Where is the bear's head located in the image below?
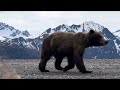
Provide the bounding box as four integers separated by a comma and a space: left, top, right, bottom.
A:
87, 29, 108, 47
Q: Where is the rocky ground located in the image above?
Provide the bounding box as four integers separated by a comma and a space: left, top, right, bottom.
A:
0, 59, 120, 79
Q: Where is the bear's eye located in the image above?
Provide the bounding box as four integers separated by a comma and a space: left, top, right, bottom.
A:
99, 36, 102, 38
97, 35, 102, 39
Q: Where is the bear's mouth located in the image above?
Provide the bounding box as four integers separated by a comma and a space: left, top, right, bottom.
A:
101, 42, 108, 46
103, 41, 108, 45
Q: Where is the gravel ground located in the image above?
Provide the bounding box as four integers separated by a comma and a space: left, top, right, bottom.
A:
0, 59, 120, 79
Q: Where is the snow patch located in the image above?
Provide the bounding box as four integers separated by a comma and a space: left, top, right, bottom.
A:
113, 30, 120, 40
93, 56, 97, 59
22, 42, 36, 49
0, 36, 5, 41
113, 40, 120, 53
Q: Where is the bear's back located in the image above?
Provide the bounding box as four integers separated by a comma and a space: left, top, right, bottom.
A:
49, 32, 75, 51
51, 32, 75, 36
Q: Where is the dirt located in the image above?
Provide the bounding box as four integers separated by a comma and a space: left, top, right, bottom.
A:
0, 59, 120, 79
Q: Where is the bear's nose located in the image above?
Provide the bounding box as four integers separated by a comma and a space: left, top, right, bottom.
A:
105, 40, 108, 44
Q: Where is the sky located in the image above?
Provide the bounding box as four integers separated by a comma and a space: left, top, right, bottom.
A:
0, 11, 120, 37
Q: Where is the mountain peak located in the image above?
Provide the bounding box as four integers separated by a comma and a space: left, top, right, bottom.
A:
22, 30, 31, 37
115, 30, 120, 32
40, 21, 106, 37
84, 21, 95, 24
0, 22, 31, 41
82, 21, 104, 32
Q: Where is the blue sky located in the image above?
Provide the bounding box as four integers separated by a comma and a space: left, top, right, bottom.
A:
0, 11, 120, 36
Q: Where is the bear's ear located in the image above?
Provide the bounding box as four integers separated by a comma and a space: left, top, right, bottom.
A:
89, 29, 95, 35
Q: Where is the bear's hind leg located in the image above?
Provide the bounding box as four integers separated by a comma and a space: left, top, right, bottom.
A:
39, 59, 50, 72
63, 56, 75, 72
54, 57, 64, 70
39, 53, 52, 72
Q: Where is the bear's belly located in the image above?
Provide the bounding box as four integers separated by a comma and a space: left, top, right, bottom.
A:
53, 47, 73, 57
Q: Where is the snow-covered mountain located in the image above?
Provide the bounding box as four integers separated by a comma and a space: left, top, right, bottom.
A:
0, 22, 31, 41
0, 21, 120, 59
113, 30, 120, 39
40, 21, 104, 37
38, 21, 120, 59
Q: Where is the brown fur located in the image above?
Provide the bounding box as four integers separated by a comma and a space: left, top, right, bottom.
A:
39, 30, 108, 73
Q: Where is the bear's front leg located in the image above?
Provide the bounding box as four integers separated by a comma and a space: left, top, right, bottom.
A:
74, 47, 92, 73
75, 58, 92, 73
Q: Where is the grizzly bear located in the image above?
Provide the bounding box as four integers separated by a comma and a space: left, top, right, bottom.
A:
39, 29, 108, 73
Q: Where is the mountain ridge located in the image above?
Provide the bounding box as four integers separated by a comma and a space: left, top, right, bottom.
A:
0, 21, 120, 59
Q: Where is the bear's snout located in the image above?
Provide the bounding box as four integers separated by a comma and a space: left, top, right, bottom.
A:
105, 40, 108, 45
100, 38, 109, 46
102, 40, 108, 45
